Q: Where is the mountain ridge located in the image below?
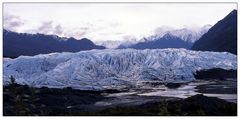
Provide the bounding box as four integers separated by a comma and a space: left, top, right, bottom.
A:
117, 25, 211, 49
125, 33, 193, 49
191, 10, 237, 54
3, 29, 105, 58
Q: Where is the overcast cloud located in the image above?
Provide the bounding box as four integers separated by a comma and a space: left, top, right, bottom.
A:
3, 3, 237, 42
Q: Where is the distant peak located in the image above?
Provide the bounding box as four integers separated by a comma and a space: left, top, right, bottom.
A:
80, 38, 90, 41
226, 9, 237, 18
202, 24, 212, 28
231, 9, 237, 14
200, 24, 212, 31
3, 29, 14, 33
162, 33, 176, 39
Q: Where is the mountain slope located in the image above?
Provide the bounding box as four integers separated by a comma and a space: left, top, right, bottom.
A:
3, 30, 105, 58
3, 49, 236, 90
128, 33, 192, 49
169, 25, 212, 43
118, 25, 211, 49
191, 10, 237, 54
151, 25, 211, 44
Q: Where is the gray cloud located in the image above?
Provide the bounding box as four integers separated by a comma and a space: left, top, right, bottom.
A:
23, 20, 91, 39
54, 25, 63, 35
36, 21, 65, 37
122, 35, 136, 40
63, 29, 88, 39
4, 14, 24, 31
3, 14, 101, 40
37, 21, 53, 33
154, 26, 174, 35
35, 19, 121, 40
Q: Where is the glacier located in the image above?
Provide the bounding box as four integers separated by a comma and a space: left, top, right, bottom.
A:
3, 48, 237, 90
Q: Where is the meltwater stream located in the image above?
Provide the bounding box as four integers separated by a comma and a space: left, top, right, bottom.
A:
96, 79, 237, 108
139, 79, 237, 103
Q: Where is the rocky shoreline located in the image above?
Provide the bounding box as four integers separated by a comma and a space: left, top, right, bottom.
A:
3, 80, 237, 116
194, 68, 237, 79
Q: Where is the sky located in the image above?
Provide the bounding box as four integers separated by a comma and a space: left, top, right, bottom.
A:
3, 3, 237, 42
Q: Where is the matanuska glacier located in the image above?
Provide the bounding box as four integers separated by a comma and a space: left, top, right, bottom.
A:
3, 49, 237, 90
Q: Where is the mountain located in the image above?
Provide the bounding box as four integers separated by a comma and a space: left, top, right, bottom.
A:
3, 49, 236, 90
143, 25, 211, 43
95, 40, 137, 49
96, 39, 138, 49
191, 10, 237, 54
95, 40, 122, 49
169, 25, 212, 43
95, 25, 211, 49
127, 33, 193, 49
118, 25, 211, 49
3, 30, 105, 58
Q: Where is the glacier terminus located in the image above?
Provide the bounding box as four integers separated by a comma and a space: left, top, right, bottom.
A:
3, 48, 237, 91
